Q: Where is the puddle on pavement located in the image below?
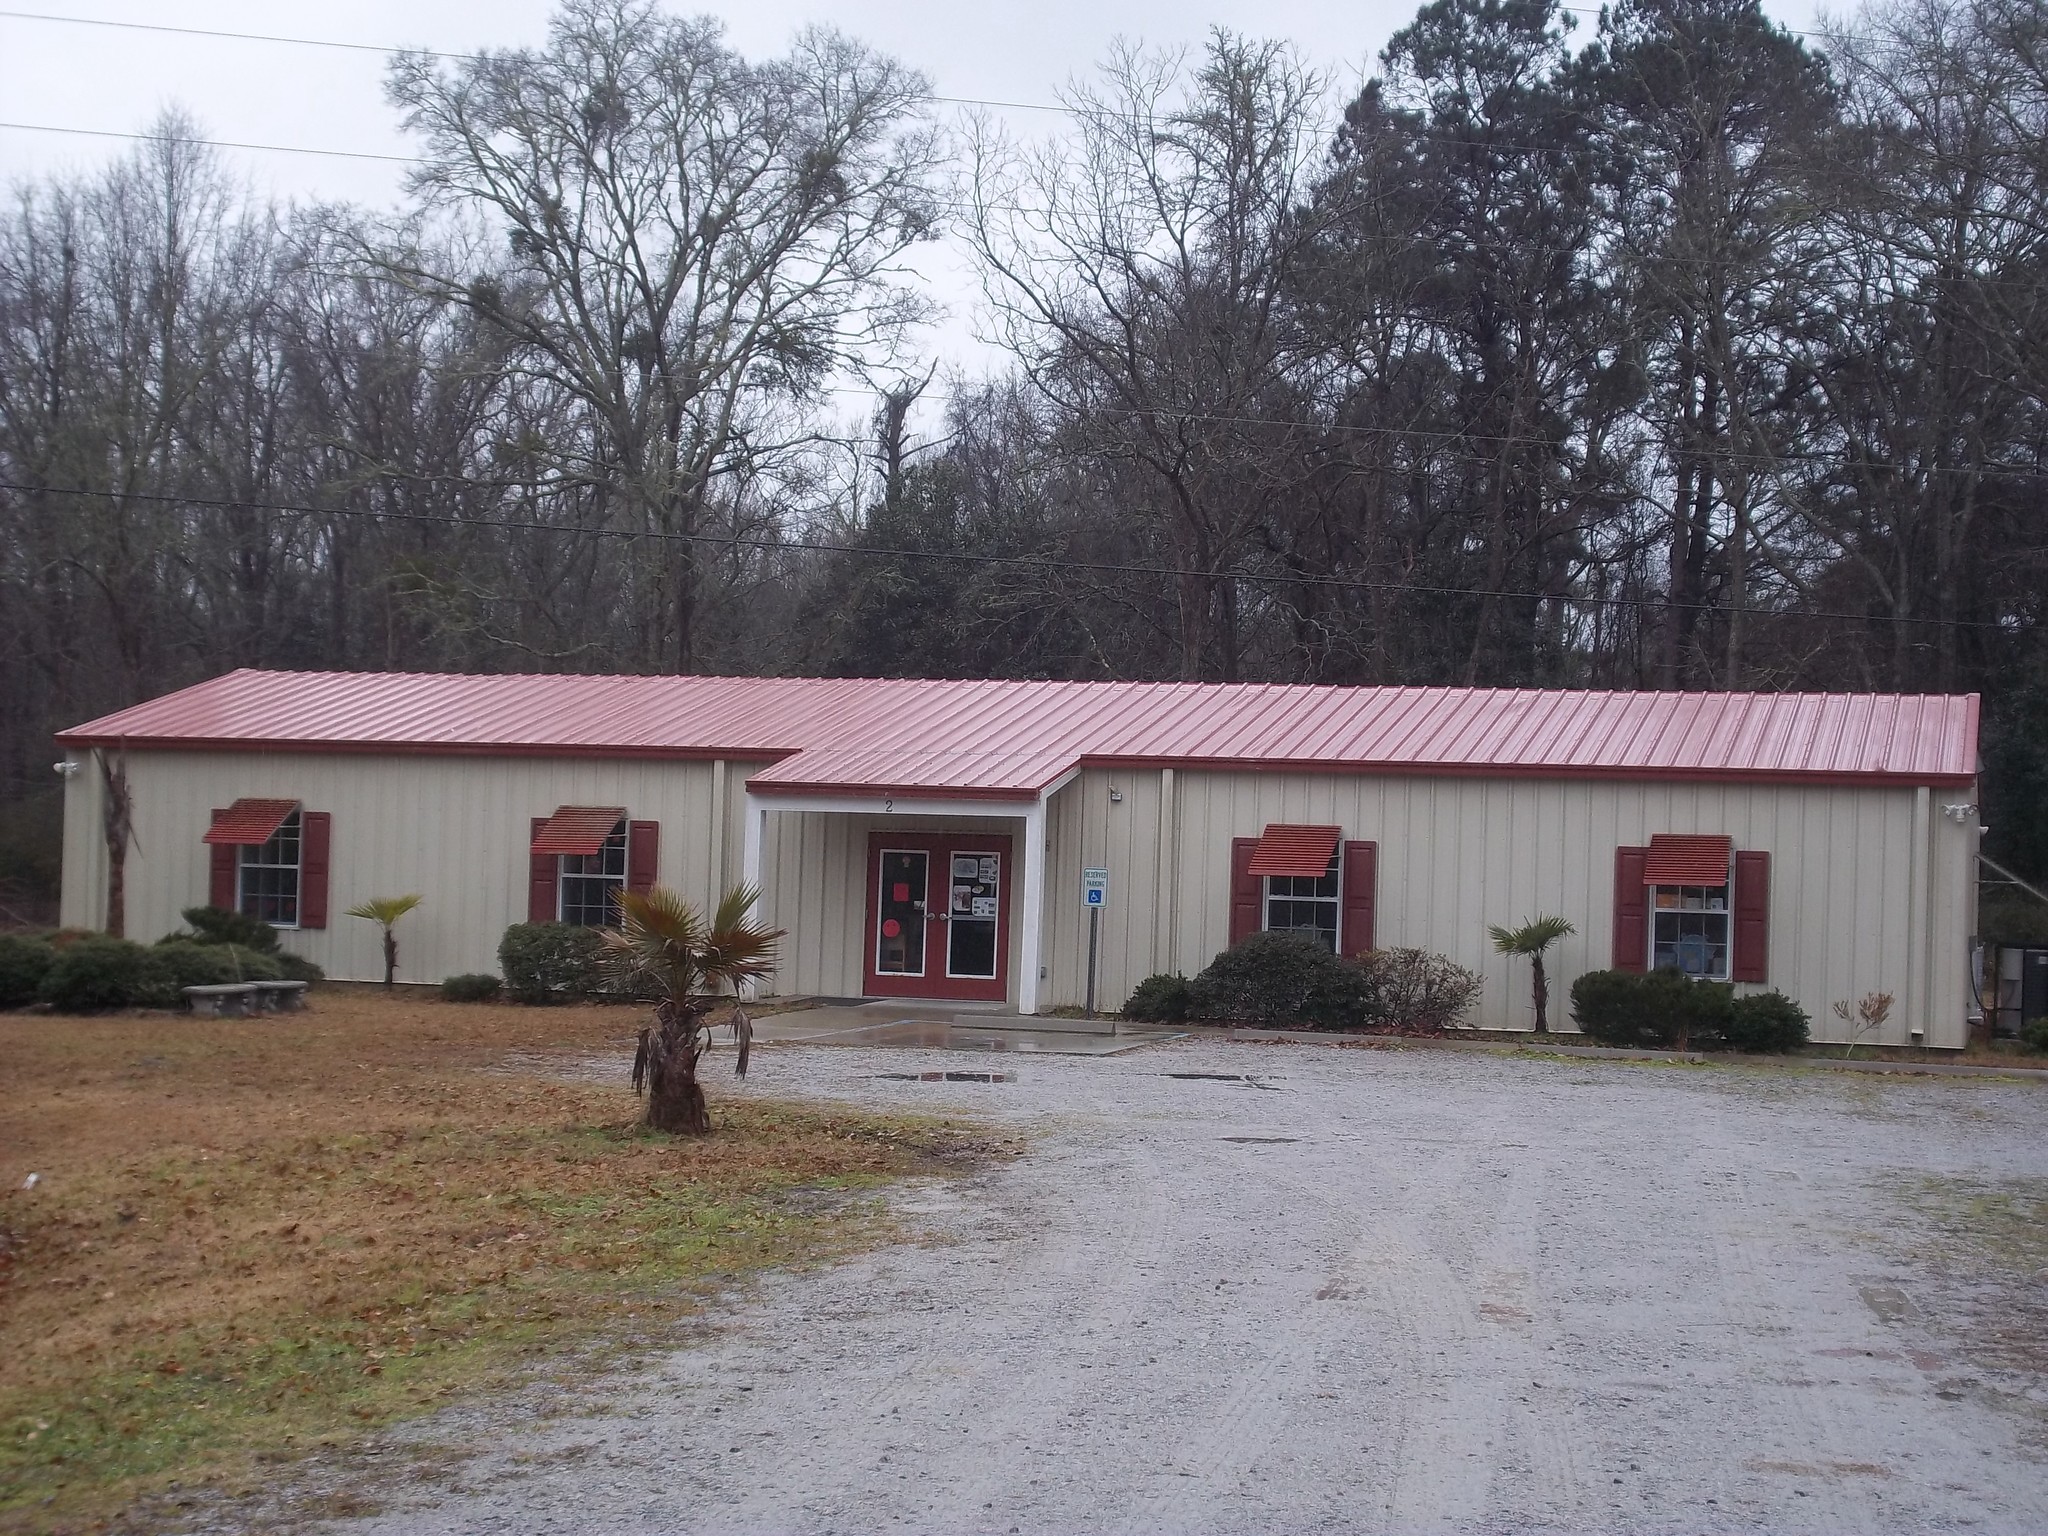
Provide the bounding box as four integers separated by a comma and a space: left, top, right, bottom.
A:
875, 1071, 1016, 1083
1165, 1072, 1282, 1090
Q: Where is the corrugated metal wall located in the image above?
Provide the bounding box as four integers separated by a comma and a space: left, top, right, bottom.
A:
62, 750, 1977, 1045
61, 750, 759, 984
1037, 767, 1975, 1046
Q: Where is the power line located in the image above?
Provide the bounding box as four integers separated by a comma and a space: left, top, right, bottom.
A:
0, 5, 1873, 111
0, 9, 1071, 114
0, 119, 419, 165
3, 478, 2027, 631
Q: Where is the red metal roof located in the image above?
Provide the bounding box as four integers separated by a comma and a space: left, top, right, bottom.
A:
1246, 824, 1342, 878
531, 805, 626, 856
1643, 834, 1734, 886
202, 798, 298, 846
58, 671, 1981, 796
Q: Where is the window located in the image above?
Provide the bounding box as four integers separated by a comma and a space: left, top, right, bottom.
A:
1264, 848, 1341, 952
559, 818, 627, 926
239, 810, 302, 926
1651, 875, 1731, 978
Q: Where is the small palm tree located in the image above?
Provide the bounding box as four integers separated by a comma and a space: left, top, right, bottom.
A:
345, 894, 424, 990
1488, 915, 1576, 1033
602, 884, 783, 1135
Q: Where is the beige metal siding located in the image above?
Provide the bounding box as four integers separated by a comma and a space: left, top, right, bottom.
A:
63, 746, 1977, 1044
63, 750, 743, 983
1038, 768, 1976, 1047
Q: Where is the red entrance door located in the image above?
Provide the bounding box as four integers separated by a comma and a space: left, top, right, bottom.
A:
864, 831, 1012, 1002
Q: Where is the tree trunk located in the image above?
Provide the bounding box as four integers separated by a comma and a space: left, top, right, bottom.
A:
382, 930, 398, 990
634, 1001, 713, 1135
1531, 952, 1550, 1033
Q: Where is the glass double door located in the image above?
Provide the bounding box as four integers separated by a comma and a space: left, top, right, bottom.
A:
865, 832, 1011, 1002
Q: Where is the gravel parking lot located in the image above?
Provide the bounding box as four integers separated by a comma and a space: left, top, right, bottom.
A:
312, 1039, 2048, 1535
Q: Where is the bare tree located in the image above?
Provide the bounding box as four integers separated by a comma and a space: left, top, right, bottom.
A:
380, 0, 944, 672
966, 32, 1334, 680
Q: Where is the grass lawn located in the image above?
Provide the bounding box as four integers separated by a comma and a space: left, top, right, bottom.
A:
0, 987, 997, 1533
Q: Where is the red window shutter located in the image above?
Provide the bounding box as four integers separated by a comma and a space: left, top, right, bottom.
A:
627, 820, 659, 896
1613, 846, 1649, 972
528, 817, 559, 924
1340, 840, 1377, 957
298, 812, 332, 929
1228, 837, 1262, 946
208, 810, 237, 909
1732, 850, 1770, 983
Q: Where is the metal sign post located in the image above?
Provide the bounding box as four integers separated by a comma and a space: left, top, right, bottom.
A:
1082, 868, 1109, 1015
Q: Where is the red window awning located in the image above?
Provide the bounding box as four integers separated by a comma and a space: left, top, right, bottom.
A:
203, 798, 299, 846
1643, 834, 1733, 886
1246, 823, 1342, 879
531, 805, 626, 856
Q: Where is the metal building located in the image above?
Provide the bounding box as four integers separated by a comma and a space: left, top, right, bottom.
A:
56, 671, 1981, 1045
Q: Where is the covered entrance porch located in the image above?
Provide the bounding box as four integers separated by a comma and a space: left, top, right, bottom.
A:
740, 777, 1071, 1014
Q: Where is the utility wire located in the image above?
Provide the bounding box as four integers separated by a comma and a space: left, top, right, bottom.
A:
0, 5, 1882, 104
2, 478, 2027, 631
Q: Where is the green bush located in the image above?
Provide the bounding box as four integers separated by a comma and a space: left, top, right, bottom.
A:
443, 972, 504, 1003
0, 933, 56, 1008
1359, 947, 1484, 1032
1122, 972, 1192, 1023
2020, 1016, 2048, 1054
272, 951, 325, 984
1724, 990, 1811, 1053
1189, 933, 1377, 1029
1570, 967, 1734, 1049
175, 905, 282, 952
498, 923, 606, 1005
37, 937, 178, 1012
153, 940, 284, 988
151, 941, 244, 994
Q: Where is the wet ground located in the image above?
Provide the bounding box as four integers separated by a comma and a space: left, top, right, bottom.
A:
752, 998, 1179, 1056
290, 1038, 2048, 1535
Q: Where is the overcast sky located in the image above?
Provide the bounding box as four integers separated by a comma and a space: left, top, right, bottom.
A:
0, 0, 1832, 392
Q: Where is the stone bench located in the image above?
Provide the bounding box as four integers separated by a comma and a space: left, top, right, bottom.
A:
253, 980, 310, 1012
183, 982, 262, 1017
181, 980, 309, 1016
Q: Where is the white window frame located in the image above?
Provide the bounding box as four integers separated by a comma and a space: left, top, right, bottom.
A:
943, 847, 1003, 981
1649, 861, 1733, 980
875, 846, 931, 978
558, 818, 628, 928
238, 809, 303, 929
1262, 847, 1343, 953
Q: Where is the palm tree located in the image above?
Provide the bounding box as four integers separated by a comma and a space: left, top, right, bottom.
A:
345, 894, 423, 990
1488, 915, 1576, 1033
602, 884, 783, 1135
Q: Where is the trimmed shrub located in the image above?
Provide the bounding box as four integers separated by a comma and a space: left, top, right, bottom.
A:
154, 940, 284, 987
176, 905, 282, 952
1189, 933, 1377, 1029
37, 937, 178, 1012
498, 923, 606, 1004
151, 941, 244, 995
1359, 947, 1484, 1032
1570, 967, 1734, 1049
1122, 972, 1192, 1023
272, 951, 325, 984
443, 972, 503, 1003
1724, 990, 1811, 1053
0, 933, 56, 1008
